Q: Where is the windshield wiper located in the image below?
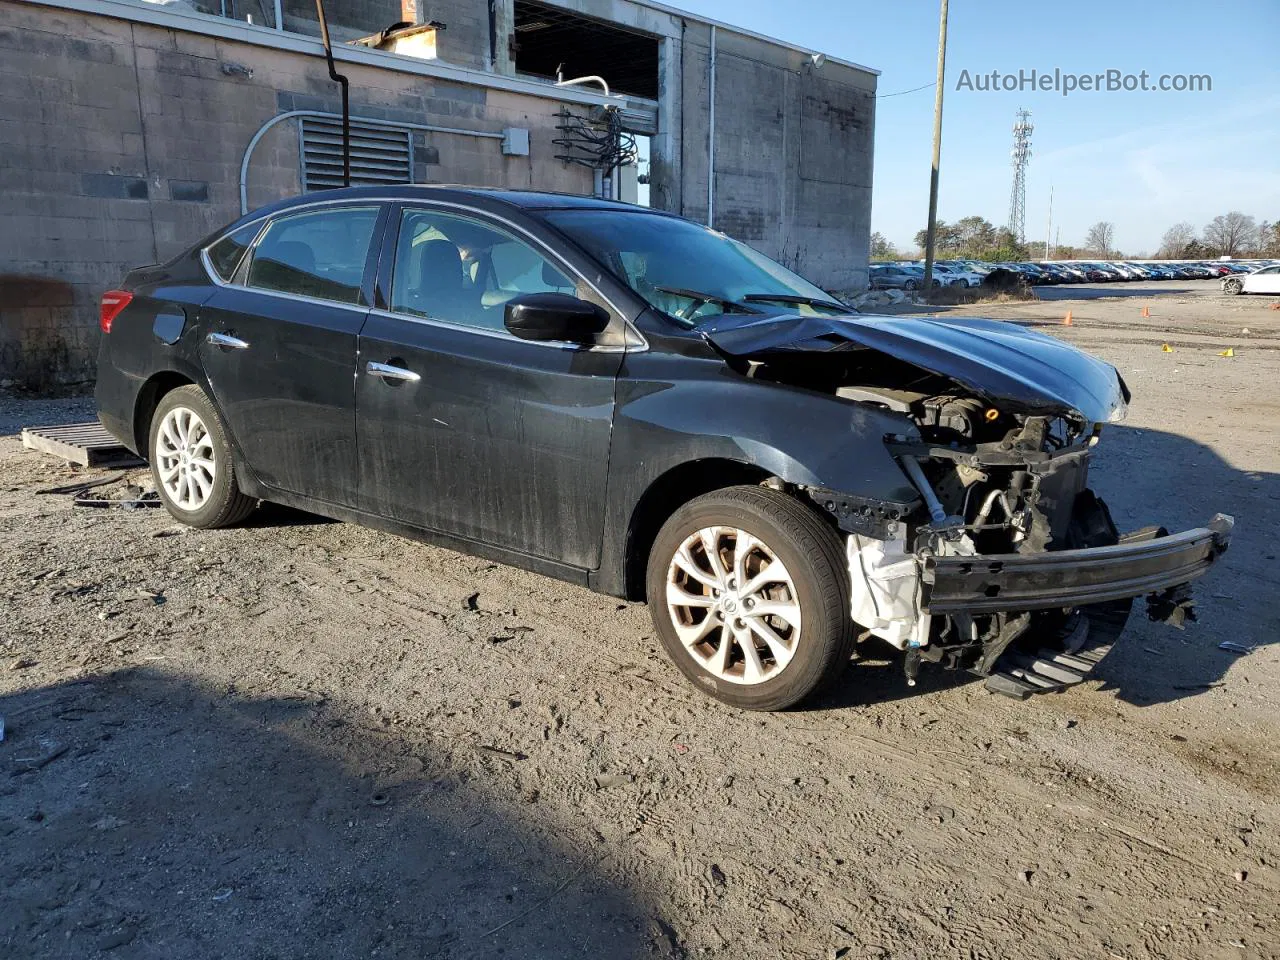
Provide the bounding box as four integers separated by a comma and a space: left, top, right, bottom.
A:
652, 285, 735, 306
740, 293, 852, 312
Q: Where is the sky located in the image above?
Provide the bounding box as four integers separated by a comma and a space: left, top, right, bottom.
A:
674, 0, 1280, 255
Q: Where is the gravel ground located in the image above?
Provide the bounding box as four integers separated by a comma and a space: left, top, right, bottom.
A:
1, 280, 1278, 959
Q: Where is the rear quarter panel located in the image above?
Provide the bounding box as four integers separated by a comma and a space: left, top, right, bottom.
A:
94, 251, 217, 453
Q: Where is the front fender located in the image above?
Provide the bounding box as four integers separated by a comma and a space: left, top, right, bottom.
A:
591, 350, 922, 596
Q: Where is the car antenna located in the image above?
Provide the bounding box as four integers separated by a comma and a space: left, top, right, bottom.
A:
314, 0, 350, 187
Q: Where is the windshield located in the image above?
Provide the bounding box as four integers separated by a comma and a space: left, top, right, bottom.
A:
542, 209, 849, 326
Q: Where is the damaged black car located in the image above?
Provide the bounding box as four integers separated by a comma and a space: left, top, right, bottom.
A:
95, 187, 1232, 710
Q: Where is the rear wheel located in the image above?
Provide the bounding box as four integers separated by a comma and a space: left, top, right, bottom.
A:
903, 279, 918, 290
646, 486, 853, 711
148, 385, 256, 528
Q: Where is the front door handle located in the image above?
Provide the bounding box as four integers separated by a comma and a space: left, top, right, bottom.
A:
207, 332, 250, 350
367, 360, 421, 383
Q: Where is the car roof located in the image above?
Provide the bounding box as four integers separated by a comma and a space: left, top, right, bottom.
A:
243, 185, 683, 220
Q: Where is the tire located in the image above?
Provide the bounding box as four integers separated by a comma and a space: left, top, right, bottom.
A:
903, 279, 918, 290
147, 384, 257, 529
1224, 279, 1243, 295
645, 485, 854, 711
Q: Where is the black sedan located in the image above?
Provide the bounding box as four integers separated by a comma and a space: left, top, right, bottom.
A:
95, 187, 1231, 710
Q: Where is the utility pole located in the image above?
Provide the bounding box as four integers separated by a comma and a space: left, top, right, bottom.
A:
921, 0, 949, 295
1044, 184, 1053, 260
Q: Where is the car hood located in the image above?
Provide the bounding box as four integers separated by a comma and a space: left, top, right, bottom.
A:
700, 312, 1130, 423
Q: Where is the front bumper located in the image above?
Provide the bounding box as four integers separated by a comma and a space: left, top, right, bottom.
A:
921, 514, 1233, 614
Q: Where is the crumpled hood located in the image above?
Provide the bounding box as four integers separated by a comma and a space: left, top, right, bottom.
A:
700, 312, 1130, 423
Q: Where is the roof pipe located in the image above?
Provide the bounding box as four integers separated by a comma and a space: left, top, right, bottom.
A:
239, 110, 505, 214
313, 0, 350, 187
707, 24, 716, 227
555, 75, 612, 97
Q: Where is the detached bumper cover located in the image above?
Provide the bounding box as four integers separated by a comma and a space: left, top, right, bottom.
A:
921, 514, 1234, 614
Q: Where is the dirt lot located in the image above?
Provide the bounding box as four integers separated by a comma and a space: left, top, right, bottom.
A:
2, 280, 1278, 959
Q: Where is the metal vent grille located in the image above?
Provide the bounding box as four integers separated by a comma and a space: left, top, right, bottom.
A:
300, 116, 412, 190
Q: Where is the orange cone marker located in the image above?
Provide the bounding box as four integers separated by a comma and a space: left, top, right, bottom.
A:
1141, 305, 1150, 318
1063, 310, 1073, 325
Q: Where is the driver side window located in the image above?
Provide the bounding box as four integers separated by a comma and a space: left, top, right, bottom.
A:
390, 209, 577, 332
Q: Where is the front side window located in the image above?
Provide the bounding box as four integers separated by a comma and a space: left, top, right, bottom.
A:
246, 206, 379, 305
390, 208, 576, 331
543, 209, 847, 326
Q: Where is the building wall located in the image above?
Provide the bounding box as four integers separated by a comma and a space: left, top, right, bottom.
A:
0, 0, 591, 387
671, 22, 876, 291
486, 0, 877, 290
0, 0, 877, 388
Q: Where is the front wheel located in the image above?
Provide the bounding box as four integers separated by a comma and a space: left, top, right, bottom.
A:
645, 486, 854, 711
148, 384, 257, 528
1224, 278, 1243, 295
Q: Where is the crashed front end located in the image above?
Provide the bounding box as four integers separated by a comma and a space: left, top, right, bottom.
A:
832, 406, 1230, 697
705, 312, 1234, 698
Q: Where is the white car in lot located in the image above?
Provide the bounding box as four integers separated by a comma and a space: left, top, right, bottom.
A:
1223, 264, 1280, 295
931, 263, 985, 287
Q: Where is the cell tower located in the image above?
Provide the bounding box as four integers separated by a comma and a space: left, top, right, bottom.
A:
1008, 108, 1033, 242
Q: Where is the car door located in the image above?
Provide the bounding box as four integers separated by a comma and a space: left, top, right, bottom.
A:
1246, 266, 1280, 293
355, 203, 625, 570
199, 203, 384, 507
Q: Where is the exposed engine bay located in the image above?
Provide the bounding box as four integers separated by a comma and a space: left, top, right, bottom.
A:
703, 312, 1234, 698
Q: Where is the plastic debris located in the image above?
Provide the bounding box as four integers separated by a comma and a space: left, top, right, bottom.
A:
1161, 343, 1174, 353
1218, 641, 1254, 655
74, 489, 161, 509
36, 476, 117, 496
1218, 347, 1235, 357
593, 773, 633, 790
475, 744, 525, 762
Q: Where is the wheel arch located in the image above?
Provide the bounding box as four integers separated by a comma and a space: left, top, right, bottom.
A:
621, 458, 775, 601
133, 370, 197, 453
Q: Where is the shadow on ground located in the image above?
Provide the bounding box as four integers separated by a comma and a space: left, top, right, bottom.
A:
1033, 285, 1198, 301
1083, 423, 1279, 707
0, 669, 661, 959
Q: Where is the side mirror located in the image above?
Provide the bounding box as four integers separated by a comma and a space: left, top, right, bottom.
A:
503, 292, 610, 343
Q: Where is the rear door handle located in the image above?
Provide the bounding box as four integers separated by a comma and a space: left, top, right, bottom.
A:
367, 360, 421, 383
207, 332, 250, 350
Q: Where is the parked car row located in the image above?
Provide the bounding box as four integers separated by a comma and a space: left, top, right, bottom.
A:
870, 258, 1280, 290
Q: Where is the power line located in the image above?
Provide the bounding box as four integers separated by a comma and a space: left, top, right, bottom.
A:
877, 80, 937, 99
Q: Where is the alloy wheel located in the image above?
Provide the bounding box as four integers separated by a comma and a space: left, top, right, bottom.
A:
155, 406, 217, 511
665, 526, 802, 685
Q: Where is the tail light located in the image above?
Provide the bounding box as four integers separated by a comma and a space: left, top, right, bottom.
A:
100, 290, 132, 333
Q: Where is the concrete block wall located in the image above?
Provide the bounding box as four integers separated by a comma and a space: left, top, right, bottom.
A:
672, 24, 876, 293
0, 0, 592, 388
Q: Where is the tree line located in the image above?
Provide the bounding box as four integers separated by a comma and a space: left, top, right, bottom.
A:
1157, 213, 1280, 259
872, 211, 1280, 261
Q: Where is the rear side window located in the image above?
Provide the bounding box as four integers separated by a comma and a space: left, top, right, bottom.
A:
206, 223, 259, 282
246, 206, 379, 305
